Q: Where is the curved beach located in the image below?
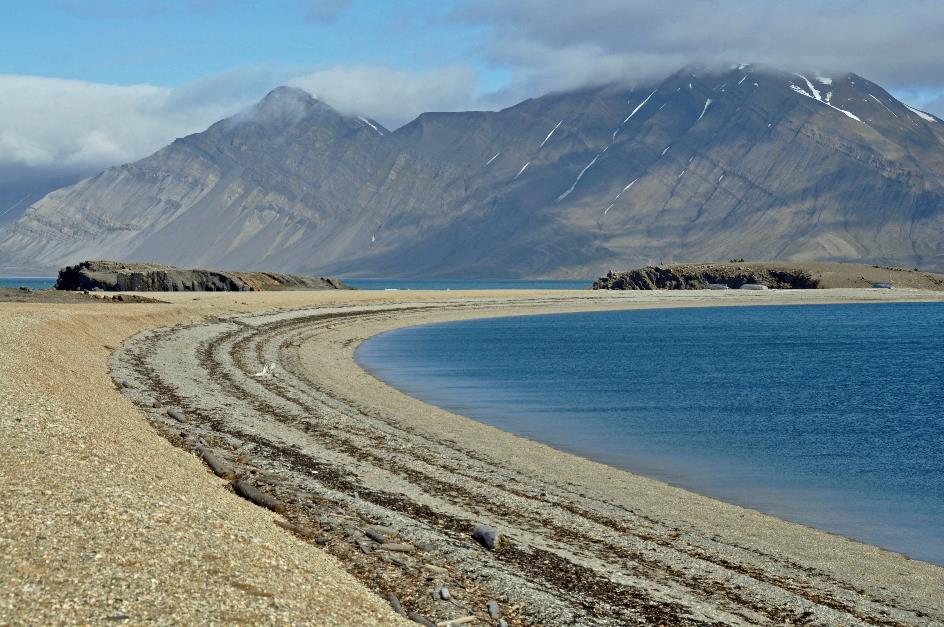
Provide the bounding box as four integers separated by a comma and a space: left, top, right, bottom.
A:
4, 288, 944, 625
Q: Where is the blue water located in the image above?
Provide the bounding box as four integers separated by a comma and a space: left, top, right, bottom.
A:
343, 278, 589, 291
357, 303, 944, 565
0, 277, 55, 289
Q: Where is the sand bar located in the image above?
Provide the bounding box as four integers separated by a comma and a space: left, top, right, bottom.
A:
3, 288, 944, 625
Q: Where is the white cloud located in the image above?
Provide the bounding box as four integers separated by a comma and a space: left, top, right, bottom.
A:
288, 65, 479, 129
0, 74, 252, 172
457, 0, 944, 96
0, 63, 481, 181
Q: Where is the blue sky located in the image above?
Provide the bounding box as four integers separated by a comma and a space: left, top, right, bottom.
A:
0, 1, 509, 92
1, 0, 943, 188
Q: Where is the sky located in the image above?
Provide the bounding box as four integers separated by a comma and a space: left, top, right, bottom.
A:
2, 0, 944, 193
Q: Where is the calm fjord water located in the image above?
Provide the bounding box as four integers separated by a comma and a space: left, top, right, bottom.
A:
357, 303, 944, 565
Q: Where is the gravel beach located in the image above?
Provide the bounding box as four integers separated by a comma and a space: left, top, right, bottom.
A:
3, 288, 944, 625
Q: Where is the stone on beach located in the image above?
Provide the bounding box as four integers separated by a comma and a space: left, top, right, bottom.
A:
472, 524, 501, 550
487, 600, 501, 618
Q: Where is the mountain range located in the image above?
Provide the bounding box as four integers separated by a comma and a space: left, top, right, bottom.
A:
2, 64, 943, 277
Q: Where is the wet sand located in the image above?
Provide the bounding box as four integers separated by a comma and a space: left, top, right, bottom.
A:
89, 288, 944, 625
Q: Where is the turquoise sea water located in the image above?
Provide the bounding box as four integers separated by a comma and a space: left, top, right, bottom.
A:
0, 277, 55, 289
356, 303, 944, 565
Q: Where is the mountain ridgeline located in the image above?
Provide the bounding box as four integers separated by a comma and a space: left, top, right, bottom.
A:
2, 65, 943, 277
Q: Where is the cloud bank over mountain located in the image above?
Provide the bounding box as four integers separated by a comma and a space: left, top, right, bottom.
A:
3, 0, 944, 212
458, 0, 944, 96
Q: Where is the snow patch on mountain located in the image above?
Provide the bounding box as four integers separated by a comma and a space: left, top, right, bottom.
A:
696, 99, 712, 122
539, 120, 563, 148
905, 104, 936, 123
556, 154, 600, 202
624, 90, 657, 123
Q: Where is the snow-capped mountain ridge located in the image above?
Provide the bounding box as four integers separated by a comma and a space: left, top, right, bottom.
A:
2, 64, 943, 277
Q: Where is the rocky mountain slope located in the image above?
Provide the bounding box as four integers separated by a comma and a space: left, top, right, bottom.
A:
2, 65, 943, 277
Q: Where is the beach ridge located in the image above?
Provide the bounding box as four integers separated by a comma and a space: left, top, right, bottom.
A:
104, 288, 944, 625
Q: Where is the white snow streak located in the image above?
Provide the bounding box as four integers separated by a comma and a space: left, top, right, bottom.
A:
678, 170, 685, 179
795, 74, 822, 101
603, 203, 614, 215
358, 116, 384, 135
485, 152, 501, 166
624, 90, 657, 123
816, 76, 833, 85
614, 178, 638, 200
905, 104, 936, 123
867, 94, 898, 117
718, 174, 725, 183
823, 101, 861, 122
696, 98, 712, 122
514, 162, 530, 179
539, 120, 563, 148
661, 145, 671, 156
790, 82, 863, 122
556, 154, 599, 202
737, 75, 748, 85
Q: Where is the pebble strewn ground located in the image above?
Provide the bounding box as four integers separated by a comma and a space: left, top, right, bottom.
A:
0, 302, 407, 625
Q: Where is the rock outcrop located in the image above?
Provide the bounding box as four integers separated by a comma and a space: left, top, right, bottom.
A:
55, 260, 350, 292
593, 261, 944, 290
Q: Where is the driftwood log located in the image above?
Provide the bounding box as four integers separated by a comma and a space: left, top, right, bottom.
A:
199, 447, 235, 479
232, 480, 285, 513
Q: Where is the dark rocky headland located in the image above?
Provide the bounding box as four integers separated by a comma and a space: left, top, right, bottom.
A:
593, 261, 944, 290
55, 260, 351, 292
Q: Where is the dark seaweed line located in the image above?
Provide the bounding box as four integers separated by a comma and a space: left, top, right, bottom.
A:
119, 303, 916, 627
224, 308, 900, 625
174, 309, 721, 623
211, 304, 908, 626
234, 305, 910, 625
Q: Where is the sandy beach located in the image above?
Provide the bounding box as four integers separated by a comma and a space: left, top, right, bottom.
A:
3, 288, 944, 625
